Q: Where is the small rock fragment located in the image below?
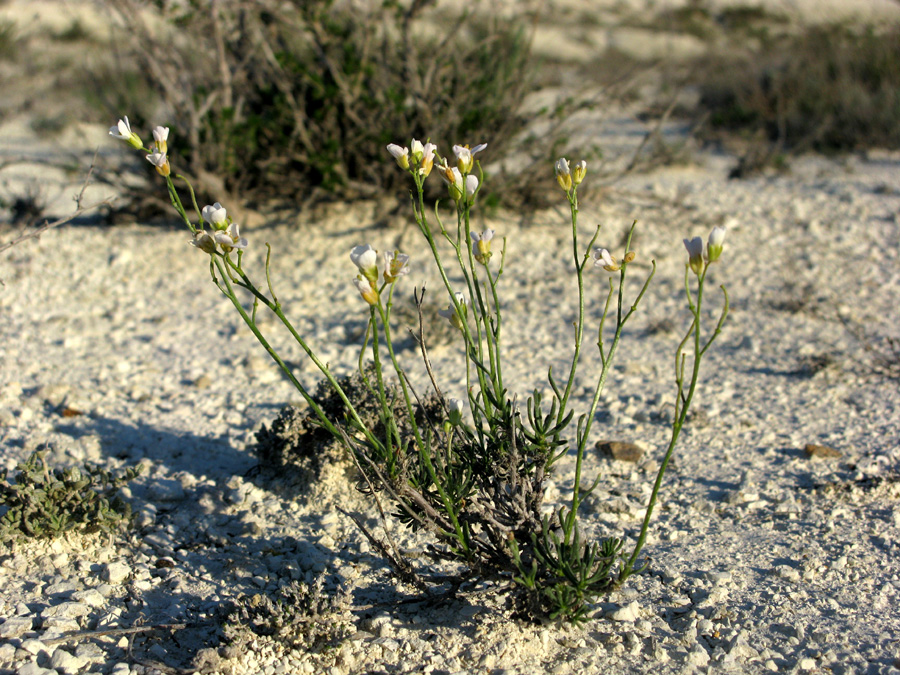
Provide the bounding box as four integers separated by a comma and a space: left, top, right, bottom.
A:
804, 443, 841, 459
0, 615, 34, 638
596, 440, 644, 463
102, 561, 132, 584
607, 601, 640, 622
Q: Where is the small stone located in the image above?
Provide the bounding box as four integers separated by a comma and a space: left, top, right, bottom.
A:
686, 645, 710, 666
102, 561, 132, 584
596, 440, 645, 463
799, 657, 817, 670
16, 662, 55, 675
0, 642, 15, 661
0, 615, 34, 638
20, 639, 48, 656
147, 478, 186, 502
71, 588, 106, 608
804, 443, 841, 459
41, 602, 91, 619
50, 648, 86, 674
772, 565, 801, 583
606, 601, 640, 622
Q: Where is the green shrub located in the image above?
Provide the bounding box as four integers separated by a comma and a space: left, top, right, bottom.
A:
697, 24, 900, 153
101, 0, 540, 205
0, 450, 142, 544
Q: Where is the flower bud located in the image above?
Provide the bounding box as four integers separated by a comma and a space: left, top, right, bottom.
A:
555, 158, 572, 192
623, 251, 636, 263
683, 236, 704, 275
386, 143, 410, 170
572, 160, 587, 186
448, 398, 464, 426
350, 244, 379, 284
201, 202, 228, 230
472, 229, 494, 265
707, 226, 726, 263
453, 143, 487, 174
353, 276, 379, 306
591, 248, 619, 273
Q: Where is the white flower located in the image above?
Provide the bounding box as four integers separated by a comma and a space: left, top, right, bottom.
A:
591, 248, 619, 273
151, 126, 169, 153
555, 158, 572, 192
353, 276, 379, 306
453, 143, 487, 173
146, 149, 170, 176
438, 292, 468, 330
383, 250, 410, 283
190, 230, 216, 255
419, 142, 436, 177
201, 202, 228, 229
214, 222, 248, 252
471, 229, 494, 265
386, 143, 410, 170
350, 244, 379, 283
109, 116, 142, 149
683, 236, 704, 275
707, 226, 726, 263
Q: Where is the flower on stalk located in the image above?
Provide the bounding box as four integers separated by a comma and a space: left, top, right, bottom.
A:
418, 142, 436, 177
707, 226, 726, 263
572, 160, 587, 186
353, 276, 379, 306
152, 126, 169, 153
190, 230, 217, 255
386, 143, 410, 170
453, 143, 487, 174
438, 292, 468, 330
591, 248, 620, 273
683, 236, 704, 275
555, 158, 572, 192
447, 398, 464, 426
350, 244, 379, 284
201, 202, 228, 229
383, 250, 410, 283
109, 116, 143, 150
437, 160, 478, 203
214, 222, 248, 253
471, 229, 494, 265
146, 149, 171, 177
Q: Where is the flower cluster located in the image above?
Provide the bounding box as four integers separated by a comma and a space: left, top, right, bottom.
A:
191, 202, 248, 255
684, 226, 726, 275
110, 117, 248, 255
350, 244, 410, 306
555, 157, 587, 192
386, 140, 486, 204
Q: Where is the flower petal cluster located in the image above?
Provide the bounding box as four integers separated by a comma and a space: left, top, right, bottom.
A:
152, 126, 169, 153
383, 250, 411, 283
386, 143, 410, 170
447, 398, 464, 426
438, 292, 468, 330
683, 227, 726, 274
591, 248, 620, 273
437, 160, 478, 203
202, 202, 229, 229
555, 157, 587, 192
351, 244, 379, 284
146, 149, 171, 176
353, 276, 379, 306
109, 117, 143, 150
471, 229, 494, 265
452, 143, 487, 173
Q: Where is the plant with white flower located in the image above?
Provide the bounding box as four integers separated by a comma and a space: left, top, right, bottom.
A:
110, 116, 730, 624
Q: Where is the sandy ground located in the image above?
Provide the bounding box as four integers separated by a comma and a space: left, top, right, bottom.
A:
1, 1, 900, 674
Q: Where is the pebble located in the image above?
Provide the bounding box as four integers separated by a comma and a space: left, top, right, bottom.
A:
596, 440, 645, 463
49, 648, 85, 675
147, 478, 187, 502
606, 601, 640, 622
804, 443, 842, 459
0, 616, 34, 639
102, 562, 132, 584
41, 602, 90, 619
